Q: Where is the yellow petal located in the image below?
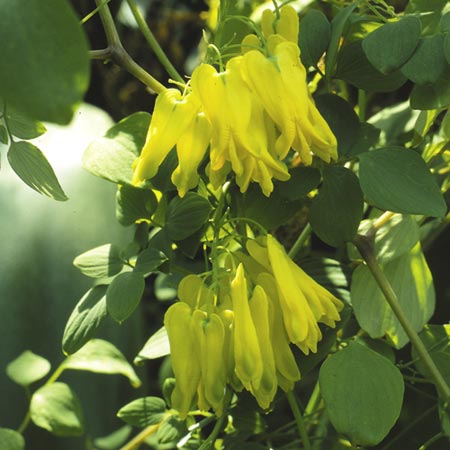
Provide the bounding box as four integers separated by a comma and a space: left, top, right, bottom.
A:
257, 273, 301, 385
276, 6, 299, 43
231, 264, 263, 390
172, 111, 212, 197
164, 302, 200, 419
249, 285, 278, 409
133, 89, 199, 185
266, 234, 321, 354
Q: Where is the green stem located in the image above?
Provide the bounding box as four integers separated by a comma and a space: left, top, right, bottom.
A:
17, 410, 31, 434
353, 234, 450, 406
419, 432, 445, 450
95, 0, 166, 93
357, 89, 366, 122
288, 223, 312, 259
126, 0, 184, 84
304, 381, 321, 418
286, 391, 312, 450
197, 414, 227, 450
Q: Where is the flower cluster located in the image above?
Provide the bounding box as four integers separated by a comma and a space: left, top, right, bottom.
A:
164, 234, 343, 418
132, 5, 337, 197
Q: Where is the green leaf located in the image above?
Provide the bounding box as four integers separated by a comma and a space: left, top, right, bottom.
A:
441, 11, 450, 33
5, 108, 46, 139
0, 0, 89, 124
310, 166, 364, 247
358, 147, 447, 217
444, 32, 450, 64
315, 94, 360, 157
117, 397, 166, 427
106, 271, 145, 323
0, 428, 25, 450
346, 122, 380, 157
83, 112, 151, 185
362, 16, 421, 74
298, 9, 331, 68
134, 327, 170, 364
7, 141, 68, 201
233, 183, 303, 230
94, 426, 132, 450
62, 286, 108, 355
352, 214, 420, 264
0, 124, 8, 145
319, 339, 404, 446
351, 243, 435, 348
116, 184, 158, 226
335, 40, 407, 92
64, 339, 141, 388
156, 415, 187, 445
275, 166, 321, 201
6, 351, 50, 386
410, 70, 450, 110
325, 3, 359, 77
30, 382, 84, 436
401, 35, 447, 85
165, 193, 211, 241
412, 324, 450, 386
73, 244, 124, 279
135, 247, 168, 274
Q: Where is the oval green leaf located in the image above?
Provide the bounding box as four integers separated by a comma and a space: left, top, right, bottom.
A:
310, 166, 364, 247
134, 327, 170, 364
106, 271, 145, 323
64, 339, 141, 388
7, 141, 68, 201
319, 339, 404, 446
298, 9, 331, 68
135, 247, 168, 274
315, 94, 360, 157
62, 285, 108, 355
117, 397, 166, 427
401, 35, 447, 85
116, 185, 158, 226
6, 351, 50, 387
5, 108, 46, 139
351, 243, 435, 348
362, 16, 421, 74
335, 40, 407, 92
30, 382, 84, 436
359, 146, 446, 217
83, 112, 151, 185
165, 193, 211, 241
410, 70, 450, 110
0, 428, 25, 450
73, 244, 124, 278
0, 0, 89, 124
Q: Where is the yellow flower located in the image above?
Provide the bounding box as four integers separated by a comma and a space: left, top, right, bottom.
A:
230, 263, 263, 390
132, 89, 211, 197
246, 235, 344, 355
242, 41, 337, 165
190, 58, 290, 196
164, 302, 201, 419
261, 5, 299, 43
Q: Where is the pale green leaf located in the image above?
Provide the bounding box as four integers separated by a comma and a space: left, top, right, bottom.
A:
134, 327, 170, 364
117, 397, 166, 427
106, 271, 145, 323
64, 339, 141, 388
351, 243, 435, 348
73, 244, 123, 278
0, 428, 25, 450
30, 382, 84, 436
0, 0, 89, 124
6, 351, 50, 386
7, 141, 68, 201
62, 286, 108, 355
320, 339, 404, 446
